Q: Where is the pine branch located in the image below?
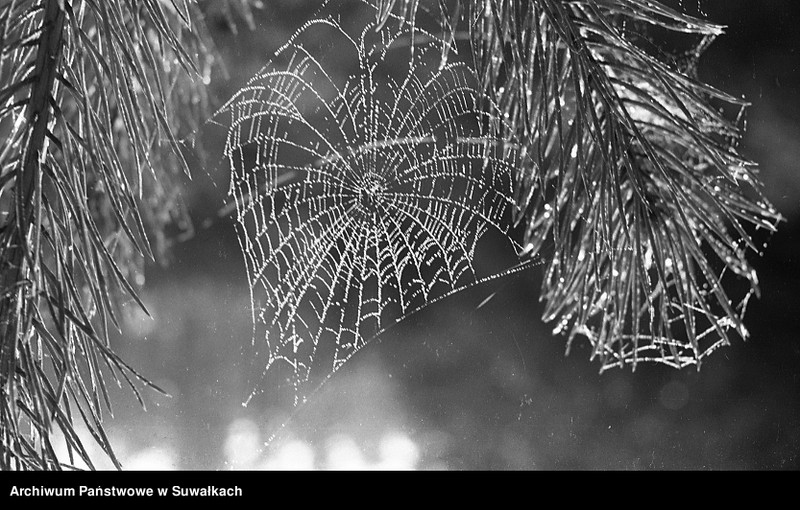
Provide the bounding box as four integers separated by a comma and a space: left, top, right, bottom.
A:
0, 0, 68, 471
373, 0, 782, 369
0, 0, 252, 471
1, 0, 63, 382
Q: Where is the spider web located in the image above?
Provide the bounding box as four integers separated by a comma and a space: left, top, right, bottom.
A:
218, 6, 526, 405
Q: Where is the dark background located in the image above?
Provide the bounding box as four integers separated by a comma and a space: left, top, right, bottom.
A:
72, 1, 800, 469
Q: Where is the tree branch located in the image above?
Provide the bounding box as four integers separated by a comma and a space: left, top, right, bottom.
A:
0, 0, 65, 388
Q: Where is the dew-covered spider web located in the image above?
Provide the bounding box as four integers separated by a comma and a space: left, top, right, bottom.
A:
218, 5, 527, 406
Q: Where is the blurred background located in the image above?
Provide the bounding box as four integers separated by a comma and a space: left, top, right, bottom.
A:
63, 0, 800, 469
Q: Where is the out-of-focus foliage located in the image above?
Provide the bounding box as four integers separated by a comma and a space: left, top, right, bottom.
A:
0, 0, 248, 470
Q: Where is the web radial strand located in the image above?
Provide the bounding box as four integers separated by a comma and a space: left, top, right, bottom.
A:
220, 11, 520, 405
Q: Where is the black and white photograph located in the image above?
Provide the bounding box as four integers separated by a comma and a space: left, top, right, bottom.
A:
0, 0, 798, 477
